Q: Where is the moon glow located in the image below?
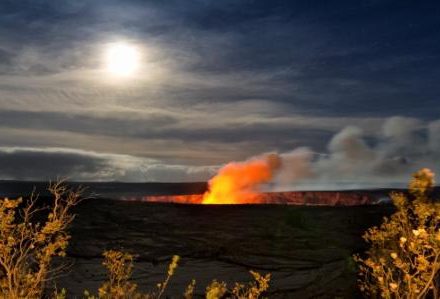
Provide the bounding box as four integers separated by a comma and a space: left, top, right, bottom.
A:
105, 42, 140, 76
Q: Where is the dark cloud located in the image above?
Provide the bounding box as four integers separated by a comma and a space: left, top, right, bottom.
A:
0, 109, 344, 150
0, 147, 214, 182
0, 148, 107, 181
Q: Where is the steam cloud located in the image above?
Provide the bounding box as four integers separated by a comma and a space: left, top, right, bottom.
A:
1, 116, 438, 201
204, 116, 440, 203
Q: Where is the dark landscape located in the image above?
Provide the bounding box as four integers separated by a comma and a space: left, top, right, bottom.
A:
1, 181, 397, 298
2, 1, 440, 297
64, 198, 392, 298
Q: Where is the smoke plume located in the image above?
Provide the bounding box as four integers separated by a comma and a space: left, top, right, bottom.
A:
201, 116, 440, 203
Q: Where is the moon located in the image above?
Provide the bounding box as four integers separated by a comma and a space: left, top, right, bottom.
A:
105, 42, 140, 77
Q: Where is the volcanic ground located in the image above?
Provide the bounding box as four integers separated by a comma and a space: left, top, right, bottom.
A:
60, 199, 392, 298
58, 199, 391, 298
0, 181, 396, 298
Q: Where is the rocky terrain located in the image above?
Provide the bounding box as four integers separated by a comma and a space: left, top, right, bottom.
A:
54, 199, 394, 298
0, 181, 415, 297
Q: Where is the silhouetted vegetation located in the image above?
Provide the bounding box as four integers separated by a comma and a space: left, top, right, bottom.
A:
355, 168, 440, 298
0, 182, 270, 298
3, 169, 439, 298
82, 250, 270, 299
0, 182, 83, 298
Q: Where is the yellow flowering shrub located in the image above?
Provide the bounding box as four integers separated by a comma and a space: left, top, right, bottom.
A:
97, 250, 138, 298
0, 182, 82, 299
205, 271, 271, 299
355, 168, 440, 298
87, 250, 270, 299
85, 252, 182, 299
231, 270, 271, 299
183, 279, 196, 299
0, 182, 271, 298
206, 280, 228, 299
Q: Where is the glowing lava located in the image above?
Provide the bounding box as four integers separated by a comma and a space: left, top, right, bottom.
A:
139, 153, 284, 204
201, 153, 281, 204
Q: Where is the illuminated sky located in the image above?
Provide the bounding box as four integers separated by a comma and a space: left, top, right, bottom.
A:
0, 1, 439, 182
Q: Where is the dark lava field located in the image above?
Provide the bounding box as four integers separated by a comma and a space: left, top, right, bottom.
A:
0, 181, 396, 298
58, 199, 393, 298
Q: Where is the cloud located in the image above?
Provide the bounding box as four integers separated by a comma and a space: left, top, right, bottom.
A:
1, 0, 439, 118
275, 147, 314, 188
382, 116, 422, 139
0, 104, 385, 153
273, 117, 440, 189
0, 1, 439, 184
428, 120, 440, 153
316, 126, 376, 179
0, 147, 215, 182
0, 116, 439, 187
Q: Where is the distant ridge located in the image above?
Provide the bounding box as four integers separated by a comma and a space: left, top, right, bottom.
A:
0, 181, 208, 199
0, 181, 438, 204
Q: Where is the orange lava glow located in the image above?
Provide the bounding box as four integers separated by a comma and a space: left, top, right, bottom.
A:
201, 153, 281, 204
145, 194, 203, 204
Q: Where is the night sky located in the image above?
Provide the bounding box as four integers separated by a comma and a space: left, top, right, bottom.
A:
0, 1, 439, 185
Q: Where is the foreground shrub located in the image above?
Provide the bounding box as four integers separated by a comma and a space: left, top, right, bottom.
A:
0, 182, 270, 298
0, 182, 82, 298
355, 168, 440, 298
206, 271, 270, 299
84, 251, 180, 299
86, 250, 270, 299
97, 250, 139, 298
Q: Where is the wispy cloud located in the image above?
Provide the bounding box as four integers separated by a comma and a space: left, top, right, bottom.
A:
0, 147, 216, 182
0, 1, 439, 182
